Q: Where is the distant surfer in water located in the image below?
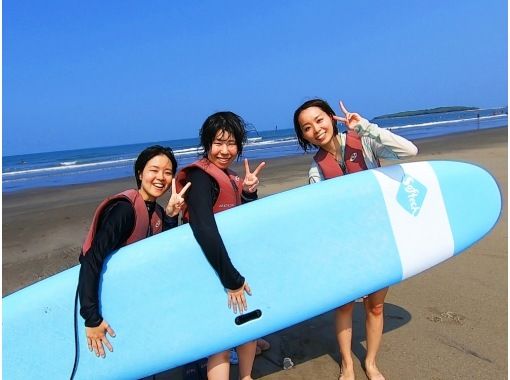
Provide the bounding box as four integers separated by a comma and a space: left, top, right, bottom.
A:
78, 145, 190, 358
293, 99, 418, 380
176, 111, 265, 380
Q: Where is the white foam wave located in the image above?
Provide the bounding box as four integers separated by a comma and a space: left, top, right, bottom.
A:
174, 147, 201, 155
3, 158, 135, 177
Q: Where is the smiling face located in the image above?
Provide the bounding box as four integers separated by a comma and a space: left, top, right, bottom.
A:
298, 106, 336, 148
207, 129, 238, 170
138, 154, 173, 201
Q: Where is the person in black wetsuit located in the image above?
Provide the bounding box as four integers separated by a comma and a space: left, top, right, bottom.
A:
176, 112, 265, 380
78, 145, 190, 358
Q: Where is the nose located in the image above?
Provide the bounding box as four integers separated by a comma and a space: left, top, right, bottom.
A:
313, 124, 321, 133
219, 143, 229, 154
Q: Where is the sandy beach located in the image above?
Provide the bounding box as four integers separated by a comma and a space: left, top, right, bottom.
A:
2, 128, 507, 379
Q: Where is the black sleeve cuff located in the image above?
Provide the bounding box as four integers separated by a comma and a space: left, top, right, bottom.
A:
241, 190, 258, 203
84, 315, 103, 328
226, 274, 246, 291
164, 214, 179, 230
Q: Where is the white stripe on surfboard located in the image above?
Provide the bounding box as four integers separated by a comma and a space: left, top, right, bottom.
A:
372, 162, 454, 280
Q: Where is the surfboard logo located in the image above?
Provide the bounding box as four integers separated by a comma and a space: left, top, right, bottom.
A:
218, 203, 236, 209
397, 174, 427, 216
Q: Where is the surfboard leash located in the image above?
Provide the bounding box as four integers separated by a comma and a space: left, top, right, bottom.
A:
69, 285, 80, 380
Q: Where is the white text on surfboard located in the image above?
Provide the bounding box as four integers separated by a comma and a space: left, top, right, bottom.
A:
397, 175, 427, 216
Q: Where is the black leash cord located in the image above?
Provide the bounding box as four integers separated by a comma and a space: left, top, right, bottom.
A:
70, 285, 80, 380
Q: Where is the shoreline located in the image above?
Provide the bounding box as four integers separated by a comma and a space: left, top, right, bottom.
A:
2, 127, 508, 379
3, 126, 507, 197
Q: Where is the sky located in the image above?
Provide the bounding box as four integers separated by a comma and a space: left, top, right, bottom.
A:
3, 0, 508, 156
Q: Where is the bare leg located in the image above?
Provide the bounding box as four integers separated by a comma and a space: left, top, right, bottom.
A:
363, 287, 388, 380
237, 340, 256, 380
335, 302, 355, 380
207, 350, 230, 380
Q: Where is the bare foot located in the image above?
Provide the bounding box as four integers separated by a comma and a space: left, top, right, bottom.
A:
338, 364, 355, 380
365, 363, 385, 380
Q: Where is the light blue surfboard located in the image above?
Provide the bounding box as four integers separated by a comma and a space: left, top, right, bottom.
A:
3, 161, 502, 379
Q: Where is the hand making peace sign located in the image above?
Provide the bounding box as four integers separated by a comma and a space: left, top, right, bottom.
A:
333, 101, 364, 130
165, 178, 191, 217
242, 158, 266, 193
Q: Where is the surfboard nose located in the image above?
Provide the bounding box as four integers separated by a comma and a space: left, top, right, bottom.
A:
429, 161, 502, 255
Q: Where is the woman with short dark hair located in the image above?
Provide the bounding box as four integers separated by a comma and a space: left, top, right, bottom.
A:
78, 145, 190, 358
177, 111, 265, 380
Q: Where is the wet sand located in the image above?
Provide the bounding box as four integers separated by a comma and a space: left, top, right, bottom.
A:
3, 127, 507, 379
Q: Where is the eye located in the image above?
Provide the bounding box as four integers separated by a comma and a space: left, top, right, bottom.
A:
303, 126, 311, 132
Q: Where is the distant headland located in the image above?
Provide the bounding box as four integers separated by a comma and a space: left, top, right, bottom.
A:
373, 106, 478, 119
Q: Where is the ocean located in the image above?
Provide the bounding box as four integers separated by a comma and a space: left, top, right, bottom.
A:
3, 107, 507, 193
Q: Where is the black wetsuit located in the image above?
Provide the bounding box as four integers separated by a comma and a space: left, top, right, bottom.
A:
78, 199, 177, 327
186, 168, 257, 291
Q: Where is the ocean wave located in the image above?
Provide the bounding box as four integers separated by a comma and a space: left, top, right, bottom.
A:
3, 158, 135, 177
173, 147, 201, 155
3, 115, 505, 182
3, 137, 295, 177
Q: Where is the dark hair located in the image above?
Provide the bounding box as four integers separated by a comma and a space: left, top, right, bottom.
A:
293, 98, 339, 152
134, 145, 177, 188
199, 111, 247, 158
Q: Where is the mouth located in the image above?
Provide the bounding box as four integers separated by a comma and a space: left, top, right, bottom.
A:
152, 182, 167, 190
217, 157, 231, 164
315, 131, 326, 141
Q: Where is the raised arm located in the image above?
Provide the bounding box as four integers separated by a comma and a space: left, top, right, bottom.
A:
335, 101, 418, 159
